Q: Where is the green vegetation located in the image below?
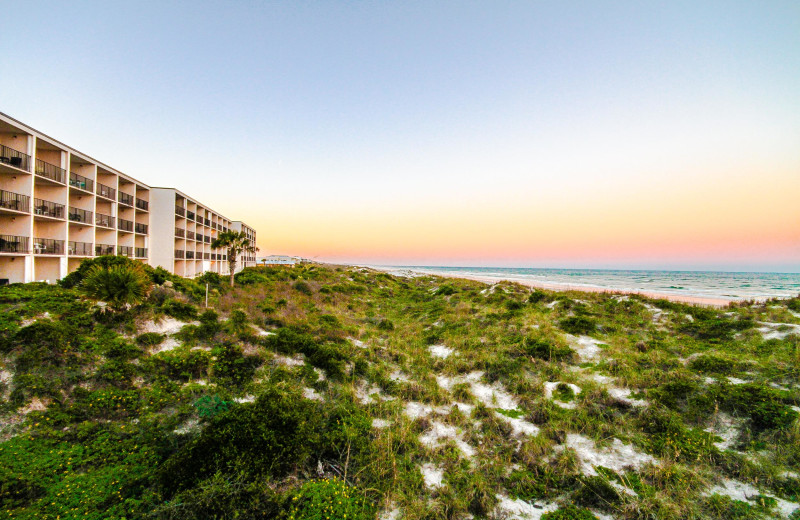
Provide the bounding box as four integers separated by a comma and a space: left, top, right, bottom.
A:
0, 263, 798, 519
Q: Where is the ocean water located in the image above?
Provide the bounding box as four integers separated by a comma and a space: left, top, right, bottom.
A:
385, 266, 799, 302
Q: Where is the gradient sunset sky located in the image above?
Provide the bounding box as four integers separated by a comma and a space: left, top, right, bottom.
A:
2, 1, 798, 271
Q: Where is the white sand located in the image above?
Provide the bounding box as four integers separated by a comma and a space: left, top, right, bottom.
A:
372, 418, 391, 429
563, 434, 656, 476
273, 354, 305, 367
565, 335, 607, 362
608, 388, 648, 407
758, 321, 800, 340
494, 495, 559, 520
706, 479, 799, 518
420, 463, 444, 489
428, 344, 454, 359
303, 387, 323, 401
497, 413, 540, 436
233, 395, 255, 403
543, 382, 582, 400
705, 413, 743, 450
419, 420, 476, 458
389, 370, 410, 383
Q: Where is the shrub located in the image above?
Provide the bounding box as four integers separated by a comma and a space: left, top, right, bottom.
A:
505, 299, 524, 311
293, 281, 313, 295
193, 395, 231, 420
689, 354, 737, 375
136, 332, 165, 347
211, 341, 261, 386
436, 285, 457, 296
521, 338, 574, 362
161, 299, 198, 321
572, 475, 621, 512
377, 319, 394, 331
542, 505, 598, 520
227, 309, 249, 335
679, 317, 754, 342
288, 478, 372, 520
80, 263, 151, 311
528, 290, 550, 304
559, 316, 597, 335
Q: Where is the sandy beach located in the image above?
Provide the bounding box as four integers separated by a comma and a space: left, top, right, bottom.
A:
372, 266, 737, 307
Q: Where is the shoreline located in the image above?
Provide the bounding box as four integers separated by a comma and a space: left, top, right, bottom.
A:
367, 266, 744, 307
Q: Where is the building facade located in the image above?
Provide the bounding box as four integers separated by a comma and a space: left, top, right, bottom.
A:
0, 112, 256, 284
230, 221, 257, 270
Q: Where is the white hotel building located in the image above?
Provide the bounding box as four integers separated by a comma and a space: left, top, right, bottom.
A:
0, 112, 257, 284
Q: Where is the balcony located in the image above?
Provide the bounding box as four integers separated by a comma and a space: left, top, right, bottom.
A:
136, 198, 149, 211
187, 210, 195, 220
204, 235, 211, 244
204, 252, 210, 260
196, 215, 203, 224
119, 192, 134, 207
33, 198, 65, 219
97, 182, 116, 201
175, 249, 185, 259
175, 205, 185, 217
135, 247, 148, 258
35, 159, 66, 184
0, 144, 31, 171
96, 213, 115, 228
96, 244, 114, 256
69, 172, 94, 193
186, 251, 195, 260
33, 238, 64, 255
118, 245, 133, 257
135, 222, 148, 234
118, 218, 134, 232
0, 235, 29, 253
175, 227, 185, 238
0, 190, 30, 213
196, 233, 203, 242
186, 230, 195, 240
68, 241, 93, 257
204, 218, 210, 226
68, 207, 93, 224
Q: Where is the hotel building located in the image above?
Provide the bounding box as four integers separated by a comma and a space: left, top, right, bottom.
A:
0, 112, 256, 284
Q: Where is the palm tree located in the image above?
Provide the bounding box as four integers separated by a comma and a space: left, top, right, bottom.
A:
211, 231, 259, 287
81, 263, 151, 311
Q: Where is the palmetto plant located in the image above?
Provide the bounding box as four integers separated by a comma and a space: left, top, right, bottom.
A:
81, 263, 151, 311
211, 231, 259, 287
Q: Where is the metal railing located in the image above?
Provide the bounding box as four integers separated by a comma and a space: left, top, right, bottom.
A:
135, 222, 148, 234
204, 218, 210, 226
69, 172, 94, 192
0, 234, 29, 253
175, 205, 185, 217
204, 235, 210, 243
97, 182, 116, 200
0, 190, 30, 212
35, 159, 67, 184
118, 218, 134, 232
119, 192, 134, 206
68, 207, 93, 224
33, 238, 64, 255
186, 230, 195, 240
186, 251, 195, 259
196, 215, 203, 224
204, 252, 210, 260
33, 198, 65, 219
68, 241, 93, 256
175, 228, 185, 238
96, 213, 115, 228
0, 144, 30, 171
175, 249, 185, 259
96, 244, 114, 256
187, 210, 195, 220
135, 247, 148, 258
136, 198, 149, 211
196, 233, 203, 242
118, 245, 133, 257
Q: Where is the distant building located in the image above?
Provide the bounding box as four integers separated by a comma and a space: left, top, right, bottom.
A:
259, 255, 297, 266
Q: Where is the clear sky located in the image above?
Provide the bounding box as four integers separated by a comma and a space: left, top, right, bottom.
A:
2, 1, 798, 272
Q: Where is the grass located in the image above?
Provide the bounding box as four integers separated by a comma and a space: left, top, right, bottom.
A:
0, 263, 798, 519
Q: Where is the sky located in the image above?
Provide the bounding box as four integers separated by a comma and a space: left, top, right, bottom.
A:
2, 1, 798, 272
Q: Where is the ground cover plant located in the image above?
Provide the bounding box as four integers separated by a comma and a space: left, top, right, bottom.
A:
0, 261, 798, 519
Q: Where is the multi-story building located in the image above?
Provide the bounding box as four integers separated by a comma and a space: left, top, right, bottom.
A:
230, 221, 257, 270
0, 112, 256, 284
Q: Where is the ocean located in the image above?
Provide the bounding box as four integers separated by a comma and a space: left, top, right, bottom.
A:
380, 266, 799, 303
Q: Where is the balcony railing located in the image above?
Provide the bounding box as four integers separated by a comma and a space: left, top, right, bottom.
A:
186, 251, 195, 259
97, 182, 116, 200
135, 222, 148, 234
196, 233, 203, 242
35, 159, 66, 184
96, 213, 115, 228
175, 205, 185, 217
0, 234, 29, 253
136, 198, 149, 211
135, 247, 148, 258
204, 252, 210, 260
175, 228, 185, 238
96, 244, 114, 256
68, 241, 93, 256
187, 210, 195, 220
33, 238, 64, 255
34, 198, 65, 219
204, 235, 210, 243
69, 172, 94, 192
0, 190, 30, 213
118, 245, 133, 257
0, 144, 31, 171
196, 215, 203, 224
186, 230, 195, 240
204, 218, 210, 226
119, 192, 134, 206
118, 218, 134, 232
68, 207, 93, 224
175, 249, 185, 259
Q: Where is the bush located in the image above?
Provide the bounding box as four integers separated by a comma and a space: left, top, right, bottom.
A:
293, 281, 313, 295
521, 338, 574, 362
572, 475, 621, 512
136, 332, 165, 347
288, 478, 372, 520
81, 263, 152, 311
377, 319, 394, 331
679, 317, 754, 342
528, 290, 550, 304
559, 316, 597, 335
193, 394, 231, 420
211, 341, 261, 386
689, 354, 737, 375
161, 300, 198, 321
